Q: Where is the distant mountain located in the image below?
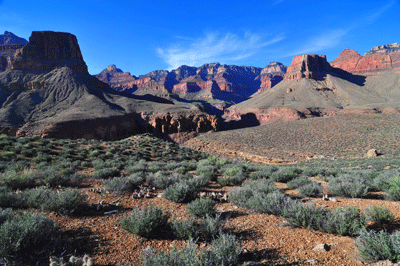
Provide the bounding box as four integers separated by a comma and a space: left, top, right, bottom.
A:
0, 31, 28, 71
0, 31, 28, 45
95, 62, 287, 109
330, 43, 400, 75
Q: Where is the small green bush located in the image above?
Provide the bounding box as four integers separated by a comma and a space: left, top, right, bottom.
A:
0, 168, 38, 189
364, 205, 394, 224
297, 181, 323, 197
199, 214, 222, 240
270, 167, 302, 183
196, 165, 218, 181
163, 181, 198, 203
287, 176, 312, 190
121, 204, 170, 238
187, 198, 216, 218
322, 206, 365, 236
91, 167, 120, 179
355, 229, 400, 262
328, 174, 370, 198
170, 218, 199, 240
0, 211, 58, 261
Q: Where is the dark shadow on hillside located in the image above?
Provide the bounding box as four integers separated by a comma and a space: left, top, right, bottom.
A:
220, 113, 261, 131
331, 68, 366, 86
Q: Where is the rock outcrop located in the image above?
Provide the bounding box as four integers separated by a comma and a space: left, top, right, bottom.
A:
284, 54, 332, 80
331, 43, 400, 75
0, 31, 219, 142
8, 31, 88, 73
258, 62, 287, 92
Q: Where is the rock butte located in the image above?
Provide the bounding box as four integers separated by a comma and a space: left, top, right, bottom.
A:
0, 31, 218, 142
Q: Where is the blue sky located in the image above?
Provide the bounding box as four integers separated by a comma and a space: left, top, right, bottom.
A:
0, 0, 399, 76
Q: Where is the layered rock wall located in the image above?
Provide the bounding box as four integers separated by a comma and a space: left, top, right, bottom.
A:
9, 31, 88, 73
284, 54, 332, 80
331, 44, 400, 75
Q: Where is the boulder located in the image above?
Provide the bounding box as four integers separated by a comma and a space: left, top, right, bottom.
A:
367, 149, 378, 158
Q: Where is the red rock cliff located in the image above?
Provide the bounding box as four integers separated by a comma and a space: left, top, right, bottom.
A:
8, 31, 88, 73
284, 54, 332, 80
331, 45, 400, 75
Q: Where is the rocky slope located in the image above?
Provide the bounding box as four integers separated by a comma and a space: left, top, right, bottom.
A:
225, 53, 400, 124
0, 31, 218, 141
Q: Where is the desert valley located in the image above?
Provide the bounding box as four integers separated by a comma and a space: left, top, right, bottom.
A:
1, 30, 400, 265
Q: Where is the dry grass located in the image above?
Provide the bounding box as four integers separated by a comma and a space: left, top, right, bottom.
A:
185, 113, 400, 163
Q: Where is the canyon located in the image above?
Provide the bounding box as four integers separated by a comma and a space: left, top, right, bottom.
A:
1, 30, 400, 142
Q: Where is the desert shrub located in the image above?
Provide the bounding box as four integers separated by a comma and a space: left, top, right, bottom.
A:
364, 205, 394, 224
199, 214, 223, 240
163, 181, 198, 203
270, 167, 302, 183
221, 164, 246, 177
91, 167, 120, 179
302, 167, 337, 178
170, 217, 199, 240
0, 187, 17, 207
23, 187, 88, 216
187, 198, 216, 218
248, 166, 278, 180
372, 170, 400, 191
206, 233, 242, 266
20, 148, 37, 157
298, 181, 323, 197
141, 234, 240, 266
328, 174, 370, 198
31, 152, 52, 163
104, 176, 140, 194
39, 166, 71, 187
126, 160, 147, 173
0, 151, 16, 161
0, 208, 14, 224
0, 168, 37, 189
283, 202, 327, 230
121, 203, 170, 238
218, 172, 247, 187
196, 165, 218, 181
186, 174, 210, 189
386, 186, 400, 201
322, 207, 365, 236
246, 191, 292, 216
0, 211, 58, 262
287, 176, 312, 189
228, 179, 278, 208
147, 161, 167, 173
355, 229, 400, 263
147, 171, 182, 189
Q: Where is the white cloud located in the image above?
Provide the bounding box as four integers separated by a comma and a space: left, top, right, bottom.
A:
289, 29, 348, 56
157, 32, 284, 70
287, 0, 395, 57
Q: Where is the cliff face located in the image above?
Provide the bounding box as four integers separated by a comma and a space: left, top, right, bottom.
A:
258, 62, 287, 92
8, 31, 88, 74
0, 31, 219, 142
97, 62, 287, 104
284, 54, 332, 80
331, 43, 400, 75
